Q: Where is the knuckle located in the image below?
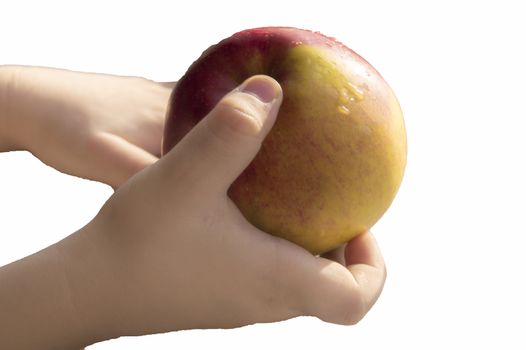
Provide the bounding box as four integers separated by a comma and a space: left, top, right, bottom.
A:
339, 295, 367, 325
203, 109, 263, 160
213, 93, 265, 136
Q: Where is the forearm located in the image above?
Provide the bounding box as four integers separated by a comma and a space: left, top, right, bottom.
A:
0, 65, 47, 153
0, 240, 90, 349
0, 65, 79, 154
0, 65, 21, 152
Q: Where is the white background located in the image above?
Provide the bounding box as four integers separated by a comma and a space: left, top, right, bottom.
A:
1, 0, 525, 349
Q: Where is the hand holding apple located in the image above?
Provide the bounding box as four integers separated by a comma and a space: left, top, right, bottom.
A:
0, 30, 396, 348
45, 77, 386, 347
163, 27, 407, 254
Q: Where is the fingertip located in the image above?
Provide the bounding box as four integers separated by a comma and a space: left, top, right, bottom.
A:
210, 76, 282, 138
159, 81, 177, 89
345, 232, 387, 312
320, 244, 346, 265
344, 231, 384, 269
159, 76, 284, 194
238, 75, 283, 104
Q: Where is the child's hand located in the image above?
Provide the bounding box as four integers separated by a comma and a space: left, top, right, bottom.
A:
1, 66, 173, 188
58, 75, 386, 344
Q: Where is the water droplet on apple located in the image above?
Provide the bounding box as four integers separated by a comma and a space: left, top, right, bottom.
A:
337, 105, 351, 116
338, 88, 349, 104
347, 82, 364, 101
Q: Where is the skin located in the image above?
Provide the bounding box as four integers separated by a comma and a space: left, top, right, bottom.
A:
0, 65, 173, 188
0, 66, 386, 349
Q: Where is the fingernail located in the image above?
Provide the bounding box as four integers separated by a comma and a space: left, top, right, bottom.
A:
240, 76, 281, 103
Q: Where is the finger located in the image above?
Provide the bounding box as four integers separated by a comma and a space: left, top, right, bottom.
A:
158, 81, 177, 89
159, 75, 282, 194
87, 132, 158, 188
345, 231, 385, 269
290, 232, 386, 325
321, 231, 385, 268
344, 232, 386, 317
320, 244, 345, 264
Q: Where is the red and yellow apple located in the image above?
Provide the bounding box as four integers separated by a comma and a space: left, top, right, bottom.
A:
162, 27, 407, 255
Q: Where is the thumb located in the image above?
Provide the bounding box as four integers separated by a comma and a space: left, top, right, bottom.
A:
161, 75, 282, 194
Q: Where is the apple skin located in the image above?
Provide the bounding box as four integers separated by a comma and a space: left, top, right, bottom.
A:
162, 27, 407, 255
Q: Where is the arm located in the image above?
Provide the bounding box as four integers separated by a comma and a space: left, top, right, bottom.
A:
0, 66, 22, 152
0, 65, 173, 187
0, 240, 94, 349
1, 75, 386, 349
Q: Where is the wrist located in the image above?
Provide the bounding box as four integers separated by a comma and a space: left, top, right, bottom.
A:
0, 65, 23, 152
0, 65, 72, 154
0, 65, 49, 153
0, 239, 92, 349
55, 222, 123, 345
0, 218, 125, 349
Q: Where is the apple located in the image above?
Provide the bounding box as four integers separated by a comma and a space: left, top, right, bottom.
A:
162, 27, 407, 255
